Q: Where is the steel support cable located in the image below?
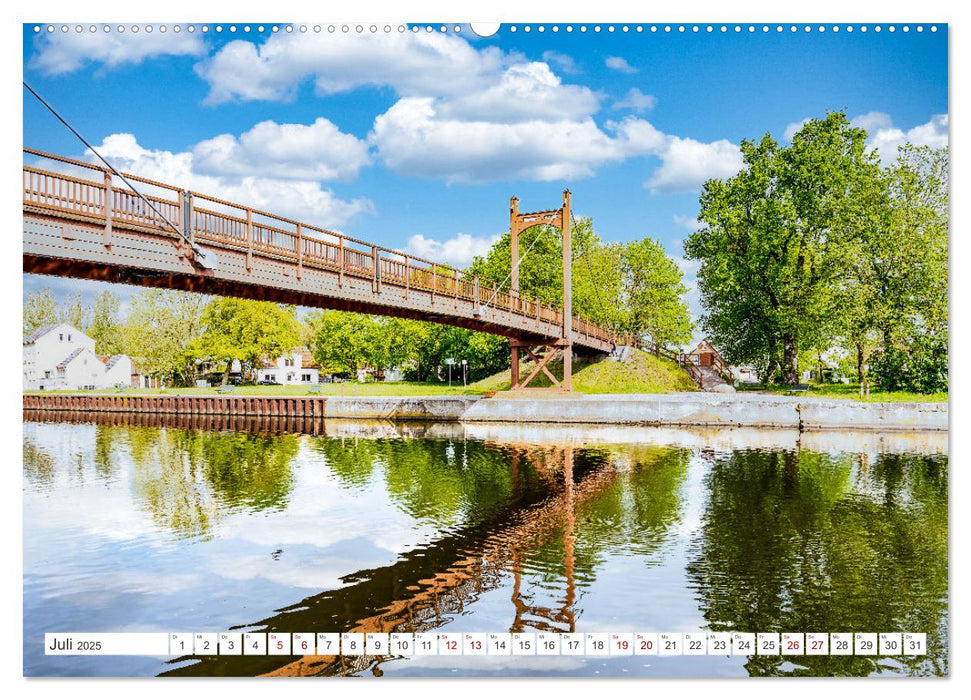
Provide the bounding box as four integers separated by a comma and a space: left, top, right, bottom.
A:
570, 210, 615, 336
23, 81, 215, 269
475, 215, 559, 316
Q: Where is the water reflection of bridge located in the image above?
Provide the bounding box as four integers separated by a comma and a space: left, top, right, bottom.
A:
159, 445, 602, 677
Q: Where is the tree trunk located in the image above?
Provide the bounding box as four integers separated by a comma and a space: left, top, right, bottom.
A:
782, 332, 799, 385
222, 362, 231, 386
857, 342, 866, 398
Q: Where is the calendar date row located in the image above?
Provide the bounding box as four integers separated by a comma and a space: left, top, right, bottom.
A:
47, 631, 927, 657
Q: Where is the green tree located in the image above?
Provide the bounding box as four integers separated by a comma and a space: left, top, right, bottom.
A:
87, 290, 124, 356
23, 287, 60, 336
61, 292, 89, 331
468, 217, 624, 327
619, 238, 693, 347
122, 289, 207, 386
686, 113, 884, 383
191, 298, 302, 384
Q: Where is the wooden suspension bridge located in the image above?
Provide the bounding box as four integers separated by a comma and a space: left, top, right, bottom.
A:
23, 148, 643, 391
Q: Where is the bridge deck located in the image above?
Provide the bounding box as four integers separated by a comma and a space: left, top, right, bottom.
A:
23, 149, 625, 352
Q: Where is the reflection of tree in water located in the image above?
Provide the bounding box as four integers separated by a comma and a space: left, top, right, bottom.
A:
22, 437, 55, 488
93, 425, 117, 481
512, 446, 689, 616
686, 449, 948, 676
312, 438, 569, 528
124, 426, 300, 538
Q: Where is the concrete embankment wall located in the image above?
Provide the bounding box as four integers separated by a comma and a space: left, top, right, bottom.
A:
23, 392, 947, 432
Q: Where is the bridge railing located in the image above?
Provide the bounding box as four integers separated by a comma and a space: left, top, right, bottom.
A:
24, 147, 628, 348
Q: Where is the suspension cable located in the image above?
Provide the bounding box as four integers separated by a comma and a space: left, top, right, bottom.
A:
23, 81, 213, 268
570, 210, 614, 332
475, 213, 559, 316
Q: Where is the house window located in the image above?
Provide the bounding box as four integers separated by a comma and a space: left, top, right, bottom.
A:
302, 374, 311, 382
68, 334, 72, 341
44, 370, 51, 378
285, 358, 294, 367
59, 334, 64, 341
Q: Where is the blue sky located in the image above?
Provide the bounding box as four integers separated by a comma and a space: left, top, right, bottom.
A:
22, 22, 948, 326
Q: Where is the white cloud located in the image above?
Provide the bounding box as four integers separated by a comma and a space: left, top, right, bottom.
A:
541, 50, 580, 74
646, 136, 744, 193
436, 62, 601, 123
192, 118, 371, 181
85, 132, 373, 227
371, 98, 624, 183
783, 118, 810, 141
850, 111, 894, 132
866, 114, 948, 163
673, 214, 703, 232
611, 117, 745, 194
405, 232, 501, 269
196, 31, 511, 105
605, 56, 638, 74
613, 88, 657, 113
30, 30, 205, 75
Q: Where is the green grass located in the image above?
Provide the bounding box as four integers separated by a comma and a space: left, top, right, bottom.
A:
750, 382, 947, 403
468, 349, 699, 394
25, 350, 699, 398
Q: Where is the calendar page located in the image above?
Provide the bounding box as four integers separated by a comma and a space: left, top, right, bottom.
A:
20, 11, 949, 684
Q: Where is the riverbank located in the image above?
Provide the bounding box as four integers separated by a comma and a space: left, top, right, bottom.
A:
23, 391, 947, 431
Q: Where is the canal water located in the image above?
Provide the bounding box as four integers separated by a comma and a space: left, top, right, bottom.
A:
22, 413, 948, 677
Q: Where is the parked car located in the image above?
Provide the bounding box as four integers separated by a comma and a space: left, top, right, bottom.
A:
257, 378, 281, 386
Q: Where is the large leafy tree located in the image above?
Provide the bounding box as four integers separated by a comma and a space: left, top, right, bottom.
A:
23, 287, 59, 336
686, 112, 884, 383
87, 290, 125, 356
619, 237, 693, 347
190, 298, 302, 383
122, 289, 208, 385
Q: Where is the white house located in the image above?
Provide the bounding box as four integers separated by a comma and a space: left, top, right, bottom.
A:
23, 323, 134, 391
256, 347, 319, 385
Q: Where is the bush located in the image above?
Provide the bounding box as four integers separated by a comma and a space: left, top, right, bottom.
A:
871, 335, 948, 393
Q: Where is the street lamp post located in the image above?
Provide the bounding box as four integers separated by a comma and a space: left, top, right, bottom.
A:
462, 359, 467, 388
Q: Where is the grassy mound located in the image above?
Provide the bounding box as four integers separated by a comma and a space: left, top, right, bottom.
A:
468, 348, 698, 394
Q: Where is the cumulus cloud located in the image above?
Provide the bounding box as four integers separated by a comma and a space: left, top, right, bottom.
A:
371, 98, 624, 183
646, 136, 745, 193
541, 50, 580, 74
850, 111, 894, 132
605, 56, 638, 74
674, 214, 704, 232
612, 88, 657, 113
77, 132, 373, 227
435, 62, 600, 123
785, 112, 947, 164
611, 117, 745, 193
783, 118, 810, 141
192, 118, 371, 181
405, 232, 501, 269
866, 114, 948, 163
195, 31, 511, 105
30, 29, 205, 75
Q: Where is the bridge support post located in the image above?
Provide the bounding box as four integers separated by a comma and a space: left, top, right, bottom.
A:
507, 190, 573, 392
373, 245, 381, 294
102, 170, 112, 247
245, 208, 253, 271
561, 190, 572, 393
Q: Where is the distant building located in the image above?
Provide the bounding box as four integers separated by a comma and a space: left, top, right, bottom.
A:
23, 323, 135, 390
355, 367, 405, 382
256, 347, 319, 385
689, 340, 726, 369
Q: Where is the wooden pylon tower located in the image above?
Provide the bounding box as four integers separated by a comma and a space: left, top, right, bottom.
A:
509, 190, 573, 392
